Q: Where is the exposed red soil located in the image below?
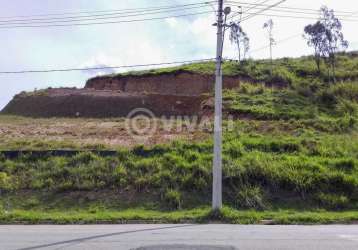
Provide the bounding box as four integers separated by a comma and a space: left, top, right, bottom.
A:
2, 88, 208, 118
85, 70, 241, 95
1, 71, 275, 118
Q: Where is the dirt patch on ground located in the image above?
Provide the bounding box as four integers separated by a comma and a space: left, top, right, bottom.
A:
0, 116, 209, 149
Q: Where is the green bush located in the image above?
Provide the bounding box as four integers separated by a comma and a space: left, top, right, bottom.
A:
316, 88, 337, 107
234, 186, 266, 210
336, 99, 358, 116
331, 82, 358, 101
0, 172, 12, 191
238, 83, 265, 95
315, 193, 350, 210
267, 67, 297, 85
163, 189, 182, 210
332, 159, 356, 172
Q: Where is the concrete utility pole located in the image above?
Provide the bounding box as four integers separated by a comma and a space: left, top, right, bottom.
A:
212, 0, 224, 210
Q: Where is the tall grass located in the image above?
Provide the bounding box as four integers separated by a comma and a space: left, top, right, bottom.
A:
1, 133, 357, 211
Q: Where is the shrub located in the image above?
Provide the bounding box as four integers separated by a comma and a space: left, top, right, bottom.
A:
331, 82, 358, 101
336, 99, 358, 116
337, 114, 356, 132
333, 159, 356, 172
224, 140, 245, 158
234, 186, 266, 210
238, 83, 265, 95
163, 189, 182, 210
315, 193, 350, 210
23, 197, 40, 209
243, 138, 300, 153
0, 172, 12, 191
268, 67, 296, 85
316, 88, 337, 107
69, 152, 99, 166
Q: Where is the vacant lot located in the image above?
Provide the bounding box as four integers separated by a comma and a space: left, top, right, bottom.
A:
1, 55, 358, 224
0, 115, 208, 150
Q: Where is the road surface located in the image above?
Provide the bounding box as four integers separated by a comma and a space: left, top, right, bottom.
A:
0, 224, 357, 250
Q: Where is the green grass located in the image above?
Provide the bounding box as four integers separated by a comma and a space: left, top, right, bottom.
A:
1, 81, 358, 223
0, 139, 110, 151
2, 53, 358, 224
1, 133, 358, 213
90, 52, 358, 86
1, 207, 358, 224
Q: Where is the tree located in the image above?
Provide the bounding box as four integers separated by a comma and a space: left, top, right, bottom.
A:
303, 21, 326, 73
263, 19, 275, 75
303, 6, 348, 82
320, 6, 348, 83
230, 22, 250, 63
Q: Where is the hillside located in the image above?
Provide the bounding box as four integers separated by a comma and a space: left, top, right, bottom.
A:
2, 52, 358, 118
1, 53, 358, 224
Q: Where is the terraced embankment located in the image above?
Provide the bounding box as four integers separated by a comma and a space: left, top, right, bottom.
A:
1, 70, 246, 118
1, 88, 208, 118
85, 69, 241, 95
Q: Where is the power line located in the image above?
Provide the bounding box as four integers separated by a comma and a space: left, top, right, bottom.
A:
228, 0, 272, 21
0, 1, 217, 19
0, 58, 215, 74
240, 0, 288, 22
235, 11, 358, 22
0, 5, 212, 26
227, 4, 358, 19
0, 11, 213, 29
249, 33, 301, 54
227, 1, 358, 15
0, 3, 213, 25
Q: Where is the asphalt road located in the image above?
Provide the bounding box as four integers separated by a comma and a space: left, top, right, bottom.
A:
0, 224, 358, 250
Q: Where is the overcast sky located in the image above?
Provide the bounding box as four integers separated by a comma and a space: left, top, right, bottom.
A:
0, 0, 358, 109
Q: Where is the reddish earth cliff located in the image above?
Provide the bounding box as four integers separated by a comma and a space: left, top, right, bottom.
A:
1, 71, 243, 118
85, 70, 240, 95
1, 88, 208, 118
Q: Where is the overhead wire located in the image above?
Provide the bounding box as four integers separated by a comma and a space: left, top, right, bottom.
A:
0, 1, 217, 19
227, 4, 358, 18
0, 10, 214, 29
234, 11, 358, 22
249, 33, 301, 54
228, 0, 272, 22
240, 0, 288, 22
0, 58, 216, 74
225, 0, 358, 23
0, 3, 213, 25
227, 1, 358, 15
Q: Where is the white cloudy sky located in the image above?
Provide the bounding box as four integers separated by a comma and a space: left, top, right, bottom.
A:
0, 0, 357, 109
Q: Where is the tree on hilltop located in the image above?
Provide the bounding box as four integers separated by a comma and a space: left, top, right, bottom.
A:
304, 6, 348, 82
230, 22, 250, 63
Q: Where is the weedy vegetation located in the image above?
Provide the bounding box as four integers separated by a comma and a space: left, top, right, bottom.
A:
1, 54, 358, 224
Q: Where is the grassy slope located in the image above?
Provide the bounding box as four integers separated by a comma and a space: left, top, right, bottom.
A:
1, 53, 358, 224
92, 51, 358, 82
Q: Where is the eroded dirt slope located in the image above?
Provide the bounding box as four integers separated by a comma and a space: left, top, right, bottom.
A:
1, 88, 208, 118
85, 70, 241, 95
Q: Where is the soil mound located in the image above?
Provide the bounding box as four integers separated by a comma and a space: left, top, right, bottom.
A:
2, 88, 207, 118
2, 71, 247, 118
